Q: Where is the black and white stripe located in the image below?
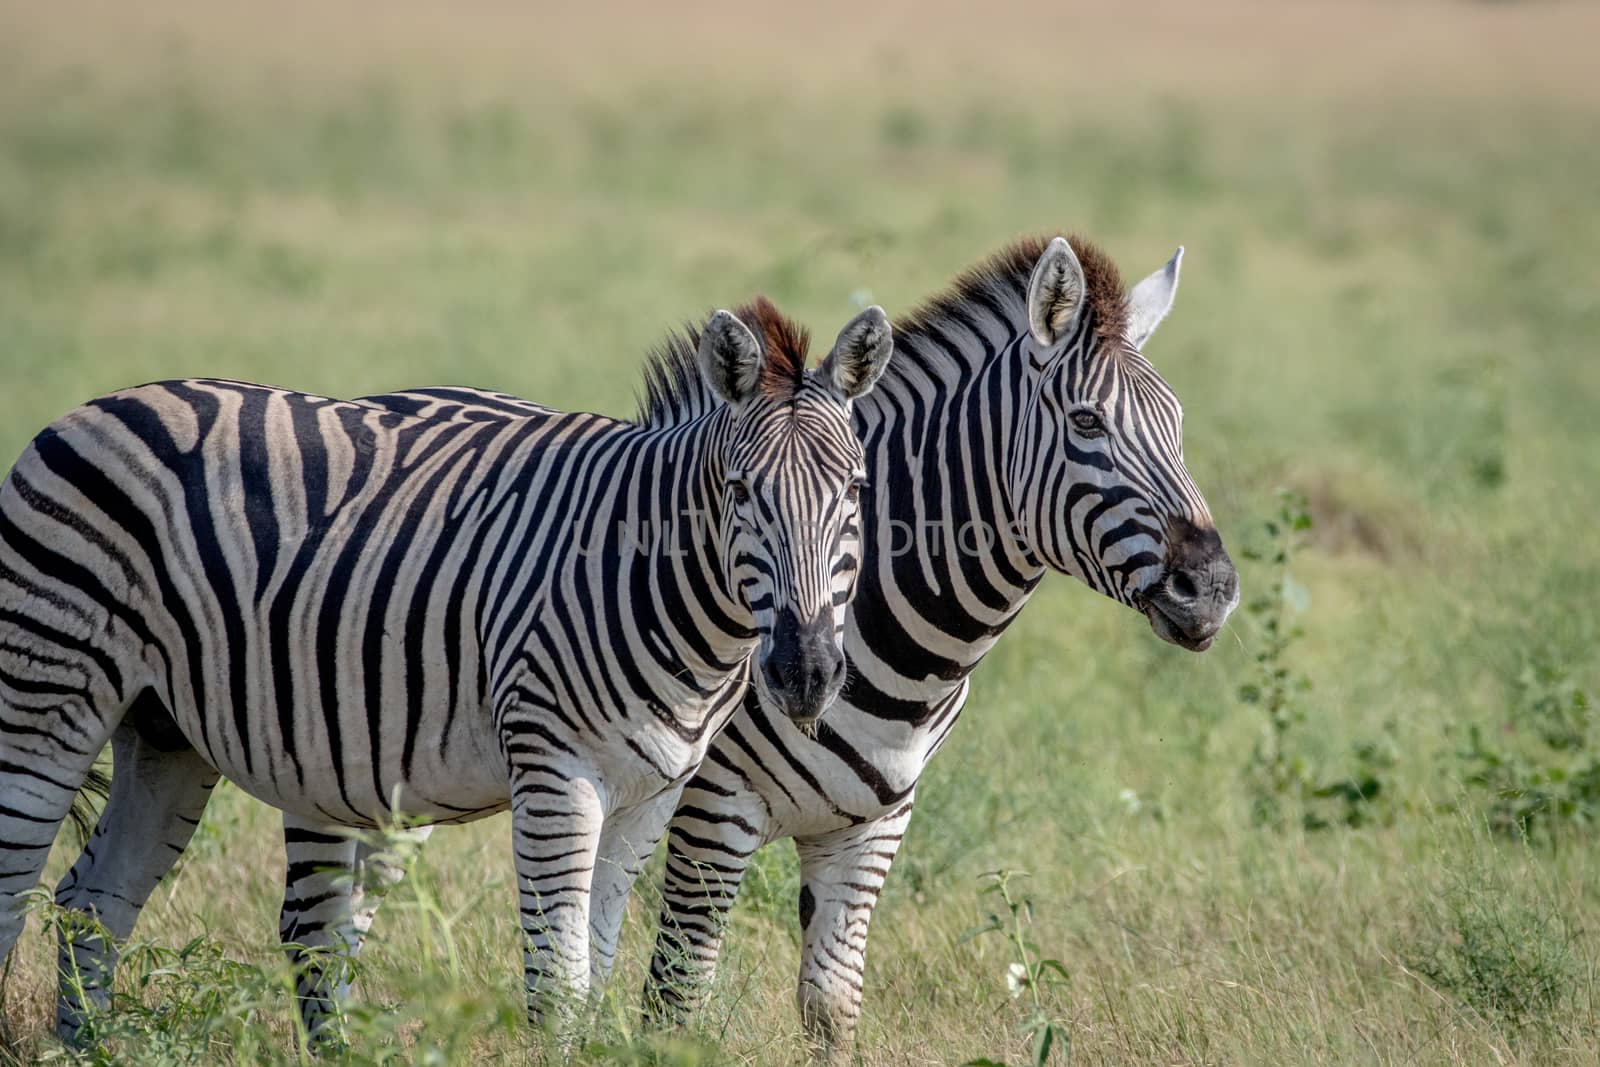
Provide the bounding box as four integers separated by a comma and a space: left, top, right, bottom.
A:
0, 299, 894, 1042
643, 236, 1239, 1059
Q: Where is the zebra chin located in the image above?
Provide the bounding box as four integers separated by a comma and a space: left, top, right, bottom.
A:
1142, 598, 1221, 652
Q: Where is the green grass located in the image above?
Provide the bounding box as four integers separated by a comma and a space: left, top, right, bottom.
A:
3, 4, 1600, 1064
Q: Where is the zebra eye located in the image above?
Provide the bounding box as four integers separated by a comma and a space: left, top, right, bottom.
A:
845, 481, 863, 504
728, 480, 752, 507
1069, 409, 1106, 436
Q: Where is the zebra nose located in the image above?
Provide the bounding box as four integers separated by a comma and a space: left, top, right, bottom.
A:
760, 608, 844, 725
1144, 517, 1239, 652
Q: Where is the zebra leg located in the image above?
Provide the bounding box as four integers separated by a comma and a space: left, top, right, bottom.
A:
588, 789, 677, 991
642, 791, 767, 1025
510, 765, 604, 1029
52, 715, 219, 1042
279, 814, 434, 1040
279, 817, 358, 1040
793, 800, 914, 1062
0, 692, 124, 967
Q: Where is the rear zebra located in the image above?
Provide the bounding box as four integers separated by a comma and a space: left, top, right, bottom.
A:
644, 236, 1239, 1059
0, 297, 894, 1043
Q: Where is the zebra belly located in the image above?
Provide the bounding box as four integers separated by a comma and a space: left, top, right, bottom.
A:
169, 696, 511, 829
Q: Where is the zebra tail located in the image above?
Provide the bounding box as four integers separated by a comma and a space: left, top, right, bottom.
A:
62, 763, 112, 849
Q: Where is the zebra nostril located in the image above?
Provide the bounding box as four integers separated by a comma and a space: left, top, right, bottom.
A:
762, 657, 788, 693
1170, 571, 1198, 600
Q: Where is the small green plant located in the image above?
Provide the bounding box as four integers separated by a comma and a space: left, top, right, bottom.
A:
1404, 859, 1578, 1036
961, 870, 1070, 1067
1237, 488, 1315, 826
34, 897, 306, 1067
1305, 732, 1396, 830
1457, 656, 1599, 840
1238, 488, 1391, 830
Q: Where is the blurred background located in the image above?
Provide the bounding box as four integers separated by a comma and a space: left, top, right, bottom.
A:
1, 2, 1597, 1064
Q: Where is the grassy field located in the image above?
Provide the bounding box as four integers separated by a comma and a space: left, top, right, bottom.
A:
2, 2, 1600, 1063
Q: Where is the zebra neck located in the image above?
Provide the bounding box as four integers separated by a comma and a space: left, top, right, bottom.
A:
487, 411, 752, 710
601, 412, 755, 691
844, 314, 1047, 721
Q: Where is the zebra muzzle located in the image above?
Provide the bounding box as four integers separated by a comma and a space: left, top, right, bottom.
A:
1141, 518, 1239, 652
757, 606, 846, 727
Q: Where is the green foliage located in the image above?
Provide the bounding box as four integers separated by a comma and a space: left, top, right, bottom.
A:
1238, 490, 1392, 830
1237, 488, 1317, 827
1434, 358, 1509, 493
729, 840, 800, 930
36, 900, 306, 1067
961, 872, 1070, 1067
1457, 657, 1600, 840
1403, 858, 1580, 1036
573, 1033, 722, 1067
22, 822, 529, 1067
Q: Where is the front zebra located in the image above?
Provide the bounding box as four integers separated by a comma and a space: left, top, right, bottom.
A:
0, 297, 894, 1044
645, 236, 1239, 1058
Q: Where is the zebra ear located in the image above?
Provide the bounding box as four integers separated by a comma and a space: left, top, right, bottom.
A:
817, 306, 893, 401
1026, 237, 1088, 348
1126, 246, 1183, 350
697, 310, 765, 409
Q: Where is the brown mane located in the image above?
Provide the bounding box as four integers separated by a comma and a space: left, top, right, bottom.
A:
634, 295, 813, 428
897, 233, 1128, 346
738, 295, 812, 403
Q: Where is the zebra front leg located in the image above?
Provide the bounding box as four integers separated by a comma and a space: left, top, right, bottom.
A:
793, 800, 914, 1063
279, 814, 435, 1041
510, 765, 604, 1034
588, 789, 678, 991
642, 796, 764, 1025
52, 715, 219, 1043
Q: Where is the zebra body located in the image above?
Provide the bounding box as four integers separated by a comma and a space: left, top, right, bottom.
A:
645, 236, 1240, 1058
0, 299, 894, 1041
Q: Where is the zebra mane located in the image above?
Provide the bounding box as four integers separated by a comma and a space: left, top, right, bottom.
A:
892, 234, 1128, 372
634, 297, 813, 428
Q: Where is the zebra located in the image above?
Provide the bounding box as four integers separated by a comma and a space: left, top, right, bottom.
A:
0, 296, 894, 1043
267, 235, 1238, 1052
641, 235, 1240, 1058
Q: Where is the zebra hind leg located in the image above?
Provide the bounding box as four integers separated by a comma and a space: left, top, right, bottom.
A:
642, 808, 760, 1026
51, 693, 219, 1044
0, 688, 126, 977
279, 814, 433, 1043
792, 801, 914, 1064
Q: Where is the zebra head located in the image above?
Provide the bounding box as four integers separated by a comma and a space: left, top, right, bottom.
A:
697, 301, 893, 725
1009, 236, 1238, 651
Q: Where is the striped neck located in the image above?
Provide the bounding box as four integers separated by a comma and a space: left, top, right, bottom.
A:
608, 411, 757, 680
482, 409, 755, 708
842, 296, 1047, 720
